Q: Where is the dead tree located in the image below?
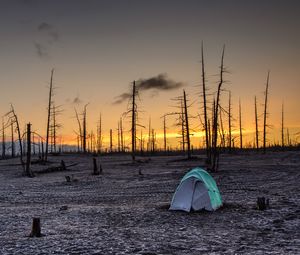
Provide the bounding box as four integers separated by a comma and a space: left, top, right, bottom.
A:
228, 91, 232, 152
32, 133, 36, 155
110, 129, 113, 152
11, 120, 15, 158
239, 98, 243, 149
117, 121, 120, 152
254, 96, 259, 150
131, 81, 137, 160
180, 100, 185, 152
120, 116, 124, 152
151, 128, 156, 153
201, 42, 210, 159
97, 113, 102, 154
287, 128, 291, 146
281, 102, 285, 148
163, 115, 167, 152
212, 45, 225, 171
25, 123, 33, 177
83, 104, 88, 153
263, 71, 270, 154
140, 130, 144, 154
49, 104, 63, 154
75, 108, 83, 152
2, 118, 6, 158
219, 108, 226, 148
183, 90, 191, 159
147, 117, 151, 152
6, 105, 24, 167
45, 69, 54, 161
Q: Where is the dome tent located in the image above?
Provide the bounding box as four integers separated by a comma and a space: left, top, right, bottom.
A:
169, 167, 222, 212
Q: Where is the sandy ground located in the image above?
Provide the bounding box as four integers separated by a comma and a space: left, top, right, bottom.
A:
0, 151, 299, 255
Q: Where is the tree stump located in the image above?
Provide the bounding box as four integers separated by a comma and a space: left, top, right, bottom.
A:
138, 168, 143, 176
257, 197, 268, 210
93, 158, 99, 175
29, 217, 42, 237
65, 175, 71, 182
60, 160, 66, 171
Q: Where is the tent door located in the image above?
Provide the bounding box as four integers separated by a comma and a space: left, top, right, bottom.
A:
192, 181, 213, 211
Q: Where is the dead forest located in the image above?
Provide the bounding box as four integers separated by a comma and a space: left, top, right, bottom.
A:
0, 45, 299, 177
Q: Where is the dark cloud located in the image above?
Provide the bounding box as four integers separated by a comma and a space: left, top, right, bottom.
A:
137, 73, 183, 92
72, 96, 82, 105
113, 74, 184, 104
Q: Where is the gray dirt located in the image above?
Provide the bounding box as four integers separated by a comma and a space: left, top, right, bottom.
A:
0, 151, 299, 254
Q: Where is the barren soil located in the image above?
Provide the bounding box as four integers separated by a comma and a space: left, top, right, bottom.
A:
0, 151, 299, 254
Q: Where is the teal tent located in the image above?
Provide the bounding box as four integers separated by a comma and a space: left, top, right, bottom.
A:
169, 167, 222, 212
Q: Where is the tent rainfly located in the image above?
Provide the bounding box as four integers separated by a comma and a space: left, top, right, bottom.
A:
169, 167, 222, 212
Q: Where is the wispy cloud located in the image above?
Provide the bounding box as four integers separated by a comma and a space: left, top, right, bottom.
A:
112, 92, 131, 105
34, 42, 48, 58
34, 22, 60, 58
113, 74, 184, 104
37, 22, 59, 42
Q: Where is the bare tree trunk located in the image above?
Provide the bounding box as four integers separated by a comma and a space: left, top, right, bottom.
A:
75, 109, 82, 152
147, 117, 151, 153
83, 104, 88, 153
151, 129, 155, 153
11, 120, 15, 158
41, 140, 44, 160
117, 121, 120, 152
281, 102, 284, 148
239, 98, 243, 149
45, 69, 54, 162
97, 113, 102, 154
212, 45, 225, 171
208, 119, 211, 155
110, 129, 113, 152
254, 96, 259, 150
140, 130, 143, 154
201, 42, 210, 159
8, 104, 25, 165
77, 135, 80, 153
163, 115, 167, 152
287, 128, 291, 146
219, 109, 225, 148
38, 138, 41, 158
120, 117, 124, 152
181, 100, 185, 153
2, 118, 6, 158
90, 130, 94, 153
131, 81, 136, 161
32, 133, 36, 155
53, 105, 56, 153
263, 71, 270, 154
228, 91, 232, 152
26, 123, 33, 177
183, 90, 191, 159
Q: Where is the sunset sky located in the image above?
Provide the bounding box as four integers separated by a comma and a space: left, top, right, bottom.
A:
0, 0, 299, 148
